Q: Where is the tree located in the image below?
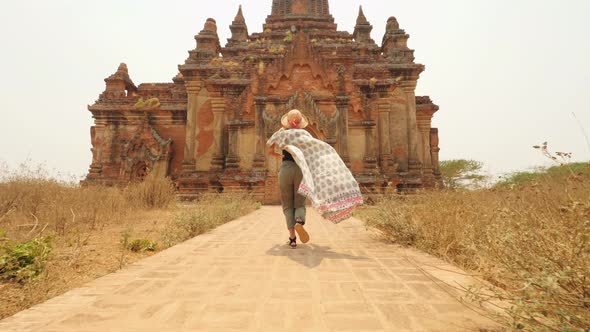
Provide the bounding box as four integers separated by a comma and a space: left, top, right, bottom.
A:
439, 159, 487, 189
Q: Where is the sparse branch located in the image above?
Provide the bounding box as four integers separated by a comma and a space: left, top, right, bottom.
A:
572, 112, 590, 154
533, 142, 576, 176
27, 213, 39, 235
0, 206, 15, 223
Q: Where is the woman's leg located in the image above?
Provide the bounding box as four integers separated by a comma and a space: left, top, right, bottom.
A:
293, 165, 306, 222
292, 165, 309, 243
278, 162, 296, 235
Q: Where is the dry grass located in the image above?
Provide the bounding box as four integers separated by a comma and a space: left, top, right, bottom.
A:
163, 193, 261, 246
357, 163, 590, 331
124, 172, 177, 209
0, 208, 175, 319
0, 167, 259, 319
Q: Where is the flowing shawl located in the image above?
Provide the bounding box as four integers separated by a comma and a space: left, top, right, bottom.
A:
267, 128, 363, 223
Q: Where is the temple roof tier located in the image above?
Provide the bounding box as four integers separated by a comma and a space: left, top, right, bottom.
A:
227, 5, 249, 46
271, 0, 331, 17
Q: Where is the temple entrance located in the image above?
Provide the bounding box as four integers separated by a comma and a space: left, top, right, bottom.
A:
284, 91, 331, 142
131, 162, 149, 182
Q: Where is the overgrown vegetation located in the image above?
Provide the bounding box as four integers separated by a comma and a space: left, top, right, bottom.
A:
283, 31, 293, 43
497, 162, 589, 187
0, 236, 52, 283
0, 163, 259, 319
163, 193, 260, 247
359, 152, 590, 331
439, 159, 487, 189
133, 97, 160, 110
126, 238, 158, 253
124, 172, 177, 209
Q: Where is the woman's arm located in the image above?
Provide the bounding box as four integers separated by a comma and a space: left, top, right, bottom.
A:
267, 143, 282, 158
266, 128, 286, 158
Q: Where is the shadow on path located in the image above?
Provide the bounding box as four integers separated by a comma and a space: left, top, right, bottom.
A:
266, 243, 368, 268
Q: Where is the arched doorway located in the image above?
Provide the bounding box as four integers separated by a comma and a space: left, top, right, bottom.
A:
131, 162, 149, 182
284, 92, 336, 143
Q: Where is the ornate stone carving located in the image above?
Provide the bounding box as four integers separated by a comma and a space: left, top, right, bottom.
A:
120, 119, 172, 181
271, 0, 330, 16
353, 6, 374, 44
86, 0, 443, 200
296, 93, 338, 140
262, 108, 282, 139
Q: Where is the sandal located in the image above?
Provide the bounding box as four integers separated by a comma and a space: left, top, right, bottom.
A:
294, 219, 310, 244
288, 237, 297, 248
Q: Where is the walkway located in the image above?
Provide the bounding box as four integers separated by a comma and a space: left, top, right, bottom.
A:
0, 207, 498, 332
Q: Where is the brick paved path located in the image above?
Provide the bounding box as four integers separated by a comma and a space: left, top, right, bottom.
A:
0, 207, 498, 332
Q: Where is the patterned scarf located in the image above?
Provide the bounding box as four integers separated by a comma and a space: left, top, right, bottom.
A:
267, 128, 364, 223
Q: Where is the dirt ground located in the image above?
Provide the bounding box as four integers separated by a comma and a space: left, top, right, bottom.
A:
0, 208, 176, 319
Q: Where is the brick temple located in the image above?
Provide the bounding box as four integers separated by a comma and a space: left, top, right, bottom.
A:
85, 0, 442, 202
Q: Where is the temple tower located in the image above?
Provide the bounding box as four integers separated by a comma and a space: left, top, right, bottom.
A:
85, 0, 443, 200
271, 0, 330, 16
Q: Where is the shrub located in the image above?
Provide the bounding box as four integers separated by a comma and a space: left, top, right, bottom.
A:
0, 237, 53, 283
497, 162, 590, 187
358, 166, 590, 331
358, 197, 418, 246
127, 239, 158, 252
0, 178, 129, 237
124, 173, 176, 209
268, 45, 286, 54
134, 97, 160, 110
439, 159, 487, 189
164, 193, 260, 246
283, 31, 293, 43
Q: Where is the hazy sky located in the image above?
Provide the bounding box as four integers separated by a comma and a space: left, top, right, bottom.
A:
0, 0, 589, 179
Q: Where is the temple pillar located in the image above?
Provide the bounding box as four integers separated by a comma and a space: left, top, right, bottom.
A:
401, 82, 422, 173
210, 96, 226, 170
182, 81, 203, 172
336, 95, 350, 167
225, 120, 241, 170
389, 94, 408, 172
105, 122, 119, 165
253, 96, 267, 169
416, 114, 433, 176
362, 119, 378, 172
430, 128, 441, 177
378, 100, 393, 174
87, 126, 104, 179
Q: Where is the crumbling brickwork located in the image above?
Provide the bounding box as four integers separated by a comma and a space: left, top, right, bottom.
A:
85, 0, 442, 202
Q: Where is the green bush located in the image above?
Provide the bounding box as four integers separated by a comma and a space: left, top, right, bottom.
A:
0, 237, 53, 283
283, 31, 293, 43
497, 162, 590, 187
127, 239, 158, 252
439, 159, 487, 189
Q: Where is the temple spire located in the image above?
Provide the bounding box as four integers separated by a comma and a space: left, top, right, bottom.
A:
105, 64, 136, 91
353, 5, 374, 44
271, 0, 330, 16
228, 5, 249, 45
356, 6, 368, 25
102, 63, 137, 99
235, 5, 245, 23
381, 16, 415, 63
195, 18, 221, 57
